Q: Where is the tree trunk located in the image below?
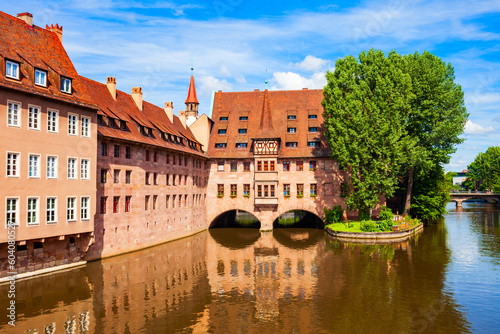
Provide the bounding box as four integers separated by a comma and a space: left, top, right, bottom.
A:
404, 167, 414, 215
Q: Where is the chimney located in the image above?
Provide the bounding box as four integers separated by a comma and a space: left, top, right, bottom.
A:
17, 13, 33, 27
164, 102, 174, 123
46, 24, 63, 42
131, 87, 143, 110
179, 110, 187, 129
107, 77, 116, 100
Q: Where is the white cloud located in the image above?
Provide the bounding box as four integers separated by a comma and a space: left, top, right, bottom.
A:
271, 72, 326, 90
464, 120, 496, 134
296, 55, 329, 72
198, 76, 232, 96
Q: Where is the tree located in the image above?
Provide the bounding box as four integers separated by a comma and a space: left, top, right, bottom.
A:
401, 52, 468, 213
466, 146, 500, 192
322, 49, 413, 217
410, 166, 450, 220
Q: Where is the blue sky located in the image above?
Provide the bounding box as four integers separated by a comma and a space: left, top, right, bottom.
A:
4, 0, 500, 171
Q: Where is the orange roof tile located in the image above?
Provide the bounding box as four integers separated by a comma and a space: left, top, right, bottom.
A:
185, 75, 199, 104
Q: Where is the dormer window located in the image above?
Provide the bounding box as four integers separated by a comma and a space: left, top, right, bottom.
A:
308, 114, 317, 119
287, 115, 296, 120
6, 60, 20, 80
120, 120, 127, 130
220, 116, 228, 121
97, 115, 104, 125
218, 129, 226, 135
239, 116, 248, 121
61, 77, 72, 94
35, 69, 47, 87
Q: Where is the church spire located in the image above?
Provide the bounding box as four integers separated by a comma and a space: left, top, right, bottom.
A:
185, 70, 199, 117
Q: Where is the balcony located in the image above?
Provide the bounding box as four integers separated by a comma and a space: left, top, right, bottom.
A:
254, 197, 279, 206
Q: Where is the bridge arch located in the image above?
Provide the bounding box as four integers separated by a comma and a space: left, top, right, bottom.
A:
272, 209, 325, 229
209, 209, 260, 229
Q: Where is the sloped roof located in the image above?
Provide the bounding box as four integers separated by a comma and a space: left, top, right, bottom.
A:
185, 75, 199, 104
208, 89, 331, 158
0, 11, 95, 109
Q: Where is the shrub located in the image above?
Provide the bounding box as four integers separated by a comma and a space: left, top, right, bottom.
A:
379, 206, 393, 223
324, 205, 344, 224
359, 210, 371, 221
360, 222, 378, 232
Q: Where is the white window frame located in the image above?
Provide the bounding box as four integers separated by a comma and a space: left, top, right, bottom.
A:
28, 154, 41, 178
47, 109, 59, 133
46, 197, 57, 224
6, 152, 20, 178
81, 197, 89, 220
68, 113, 78, 136
67, 197, 76, 222
28, 105, 41, 130
34, 69, 47, 87
27, 197, 39, 226
7, 101, 21, 127
6, 198, 19, 227
81, 116, 90, 138
46, 155, 58, 179
80, 158, 90, 180
6, 60, 20, 80
61, 77, 72, 94
67, 157, 77, 180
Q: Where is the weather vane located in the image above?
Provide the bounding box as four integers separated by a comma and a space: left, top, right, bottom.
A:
265, 68, 268, 89
190, 58, 194, 74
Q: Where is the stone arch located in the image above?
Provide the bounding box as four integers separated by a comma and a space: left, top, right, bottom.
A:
208, 208, 260, 229
272, 208, 325, 229
271, 201, 325, 225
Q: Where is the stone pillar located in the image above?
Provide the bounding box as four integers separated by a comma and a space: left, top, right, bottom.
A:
260, 220, 273, 232
455, 200, 463, 208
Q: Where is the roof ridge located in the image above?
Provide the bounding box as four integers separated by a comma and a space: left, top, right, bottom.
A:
257, 89, 279, 139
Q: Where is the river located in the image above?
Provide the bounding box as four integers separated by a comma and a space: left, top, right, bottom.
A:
1, 202, 499, 333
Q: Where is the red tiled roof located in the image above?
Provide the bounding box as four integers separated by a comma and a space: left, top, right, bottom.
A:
185, 75, 199, 104
78, 76, 206, 158
0, 11, 96, 110
208, 89, 331, 159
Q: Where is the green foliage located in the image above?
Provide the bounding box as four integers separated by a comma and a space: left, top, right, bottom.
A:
359, 210, 371, 221
410, 165, 449, 220
466, 146, 500, 192
324, 205, 344, 224
360, 222, 378, 232
379, 206, 393, 223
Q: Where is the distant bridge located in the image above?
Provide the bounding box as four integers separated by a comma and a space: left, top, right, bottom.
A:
449, 191, 500, 207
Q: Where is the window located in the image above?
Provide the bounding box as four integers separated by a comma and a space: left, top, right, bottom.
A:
29, 154, 40, 178
153, 173, 158, 185
283, 161, 290, 171
35, 69, 47, 86
166, 154, 170, 164
67, 158, 77, 179
308, 141, 320, 147
215, 143, 227, 148
309, 160, 317, 170
218, 129, 226, 135
68, 114, 78, 135
270, 161, 275, 171
7, 153, 19, 177
231, 184, 237, 197
97, 115, 104, 125
243, 161, 250, 171
287, 115, 296, 120
239, 116, 248, 121
28, 106, 40, 130
7, 102, 20, 127
145, 172, 150, 185
236, 143, 247, 148
257, 185, 262, 197
308, 114, 317, 119
220, 116, 228, 121
100, 170, 109, 185
166, 174, 170, 185
296, 161, 303, 171
297, 184, 304, 197
81, 197, 89, 220
100, 197, 107, 214
145, 150, 150, 161
172, 155, 176, 165
6, 198, 19, 226
81, 117, 90, 137
231, 162, 237, 172
47, 156, 57, 178
263, 161, 269, 171
284, 184, 290, 196
173, 175, 177, 186
217, 161, 224, 172
114, 145, 120, 157
101, 143, 107, 156
46, 198, 57, 223
81, 159, 89, 179
270, 185, 275, 197
67, 197, 76, 221
47, 110, 58, 132
125, 146, 131, 159
166, 195, 170, 209
310, 184, 318, 196
217, 184, 224, 197
244, 184, 250, 196
6, 60, 20, 79
238, 129, 247, 134
125, 196, 131, 212
61, 77, 72, 93
309, 127, 318, 133
179, 195, 183, 208
285, 142, 297, 148
154, 151, 158, 162
153, 195, 158, 210
145, 195, 150, 210
27, 198, 39, 225
264, 185, 269, 197
287, 127, 296, 133
125, 170, 131, 184
113, 197, 120, 213
114, 169, 120, 183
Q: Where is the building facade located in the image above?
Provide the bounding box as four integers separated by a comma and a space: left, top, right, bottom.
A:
0, 12, 98, 277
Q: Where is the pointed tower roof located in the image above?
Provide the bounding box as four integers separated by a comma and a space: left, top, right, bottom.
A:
185, 75, 199, 104
256, 89, 279, 139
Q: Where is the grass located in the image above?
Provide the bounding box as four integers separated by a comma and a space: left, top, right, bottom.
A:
326, 218, 420, 233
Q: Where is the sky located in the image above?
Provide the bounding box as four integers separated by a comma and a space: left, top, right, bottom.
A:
3, 0, 499, 171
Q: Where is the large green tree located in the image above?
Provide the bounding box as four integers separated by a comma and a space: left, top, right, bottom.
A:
322, 49, 414, 217
466, 146, 500, 192
401, 51, 468, 213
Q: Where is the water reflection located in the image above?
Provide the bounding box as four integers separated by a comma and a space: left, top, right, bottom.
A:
6, 206, 500, 332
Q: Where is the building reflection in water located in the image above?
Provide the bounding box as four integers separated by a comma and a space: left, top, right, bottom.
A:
0, 224, 472, 333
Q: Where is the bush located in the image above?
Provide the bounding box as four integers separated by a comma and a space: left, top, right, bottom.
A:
360, 222, 378, 232
379, 206, 393, 222
359, 210, 371, 221
324, 205, 344, 224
